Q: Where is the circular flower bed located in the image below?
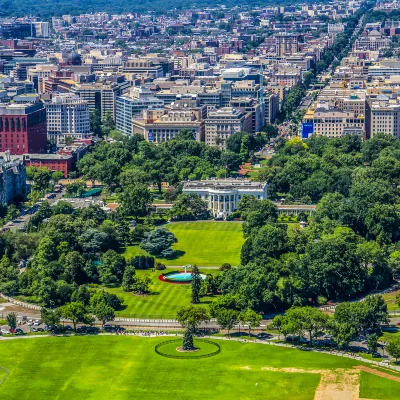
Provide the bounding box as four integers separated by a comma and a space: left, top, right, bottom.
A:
155, 339, 221, 359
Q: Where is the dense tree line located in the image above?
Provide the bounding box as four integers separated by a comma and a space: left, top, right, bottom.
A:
0, 199, 155, 306
77, 130, 260, 220
211, 134, 400, 314
0, 0, 335, 19
272, 294, 388, 348
316, 2, 373, 73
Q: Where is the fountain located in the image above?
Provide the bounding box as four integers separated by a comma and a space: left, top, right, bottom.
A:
159, 265, 207, 284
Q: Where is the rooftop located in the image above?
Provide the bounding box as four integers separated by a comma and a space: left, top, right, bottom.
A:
183, 179, 267, 190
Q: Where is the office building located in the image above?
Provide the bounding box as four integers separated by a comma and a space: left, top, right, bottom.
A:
132, 108, 204, 143
115, 86, 163, 135
205, 107, 252, 149
354, 30, 391, 51
369, 99, 400, 139
45, 94, 91, 144
275, 34, 299, 56
70, 77, 130, 119
0, 103, 47, 155
0, 152, 26, 204
33, 22, 50, 37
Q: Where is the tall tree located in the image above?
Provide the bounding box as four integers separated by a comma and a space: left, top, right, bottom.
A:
386, 336, 400, 362
191, 265, 202, 304
40, 308, 61, 328
6, 312, 17, 330
90, 109, 102, 136
119, 184, 152, 220
140, 227, 177, 258
60, 302, 92, 332
176, 305, 210, 351
239, 309, 262, 336
94, 302, 115, 328
216, 308, 239, 336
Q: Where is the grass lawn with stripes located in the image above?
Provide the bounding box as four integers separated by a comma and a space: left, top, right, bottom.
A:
124, 221, 244, 267
0, 335, 374, 400
106, 269, 219, 318
382, 290, 400, 311
359, 371, 400, 399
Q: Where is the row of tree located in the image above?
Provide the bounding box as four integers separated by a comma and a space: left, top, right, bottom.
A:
40, 289, 122, 331
272, 295, 388, 348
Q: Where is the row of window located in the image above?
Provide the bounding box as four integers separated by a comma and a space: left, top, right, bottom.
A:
0, 118, 27, 132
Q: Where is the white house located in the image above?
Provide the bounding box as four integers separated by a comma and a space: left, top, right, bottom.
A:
182, 179, 268, 219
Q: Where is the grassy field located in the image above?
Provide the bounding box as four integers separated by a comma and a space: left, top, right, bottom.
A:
383, 290, 400, 311
106, 269, 220, 318
359, 371, 400, 399
124, 221, 245, 266
2, 336, 398, 400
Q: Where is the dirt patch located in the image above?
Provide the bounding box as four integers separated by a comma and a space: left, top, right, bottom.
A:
314, 369, 360, 400
259, 367, 360, 400
1, 303, 41, 318
176, 347, 199, 353
261, 366, 325, 374
243, 364, 400, 399
354, 365, 400, 382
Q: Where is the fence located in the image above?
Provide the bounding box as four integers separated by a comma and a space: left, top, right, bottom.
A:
154, 338, 221, 359
0, 294, 41, 311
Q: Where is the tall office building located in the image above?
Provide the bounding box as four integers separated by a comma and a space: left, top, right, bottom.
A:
45, 94, 91, 144
205, 107, 252, 149
0, 103, 47, 155
0, 153, 26, 204
33, 22, 50, 37
115, 86, 163, 135
70, 77, 130, 119
275, 34, 299, 56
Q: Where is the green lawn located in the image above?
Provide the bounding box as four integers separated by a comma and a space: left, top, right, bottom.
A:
359, 371, 400, 400
0, 336, 380, 400
125, 221, 245, 266
106, 270, 219, 318
383, 290, 400, 311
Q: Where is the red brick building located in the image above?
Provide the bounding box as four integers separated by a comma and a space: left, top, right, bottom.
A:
0, 103, 47, 155
23, 154, 74, 177
23, 140, 92, 177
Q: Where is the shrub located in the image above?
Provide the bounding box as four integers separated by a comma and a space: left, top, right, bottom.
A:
155, 262, 166, 270
219, 263, 232, 271
131, 255, 155, 270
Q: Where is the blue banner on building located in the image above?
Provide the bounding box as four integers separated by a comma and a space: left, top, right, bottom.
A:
302, 122, 314, 139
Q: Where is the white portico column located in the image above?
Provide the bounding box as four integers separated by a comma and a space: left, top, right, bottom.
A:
217, 195, 220, 216
224, 195, 226, 217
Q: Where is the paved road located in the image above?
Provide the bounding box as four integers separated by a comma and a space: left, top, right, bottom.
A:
5, 190, 65, 232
